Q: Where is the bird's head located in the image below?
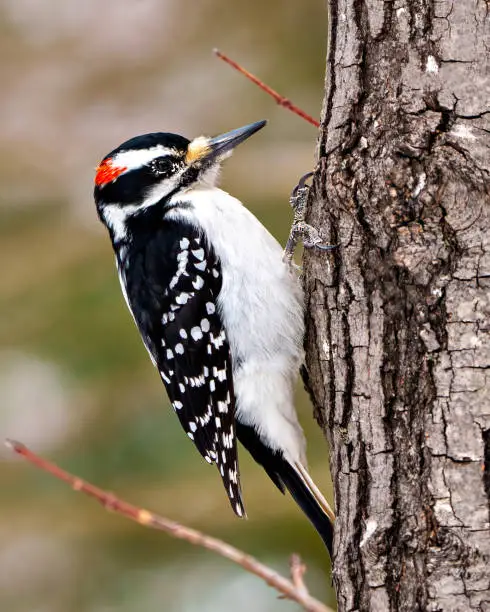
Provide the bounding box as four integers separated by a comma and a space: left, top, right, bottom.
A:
94, 120, 266, 234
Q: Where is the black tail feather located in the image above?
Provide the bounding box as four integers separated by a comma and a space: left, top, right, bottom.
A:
236, 421, 334, 557
276, 459, 334, 557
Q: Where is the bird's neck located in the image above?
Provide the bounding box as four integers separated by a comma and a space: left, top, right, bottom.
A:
98, 198, 167, 245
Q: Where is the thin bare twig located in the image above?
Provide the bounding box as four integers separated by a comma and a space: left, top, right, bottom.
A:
290, 553, 309, 598
213, 49, 320, 128
6, 439, 333, 612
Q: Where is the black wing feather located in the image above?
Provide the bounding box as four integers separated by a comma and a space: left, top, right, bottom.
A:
119, 220, 244, 517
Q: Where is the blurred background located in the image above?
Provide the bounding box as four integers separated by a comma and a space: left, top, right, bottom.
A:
0, 1, 334, 610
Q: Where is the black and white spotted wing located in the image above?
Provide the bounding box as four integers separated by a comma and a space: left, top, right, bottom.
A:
118, 219, 244, 517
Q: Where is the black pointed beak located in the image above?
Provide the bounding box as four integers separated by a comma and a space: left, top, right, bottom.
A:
186, 120, 267, 165
207, 120, 267, 159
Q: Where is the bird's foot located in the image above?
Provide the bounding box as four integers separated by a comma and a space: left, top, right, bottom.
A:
283, 172, 337, 265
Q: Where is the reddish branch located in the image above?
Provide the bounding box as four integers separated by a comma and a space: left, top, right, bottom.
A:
214, 49, 320, 128
6, 439, 332, 612
290, 553, 309, 598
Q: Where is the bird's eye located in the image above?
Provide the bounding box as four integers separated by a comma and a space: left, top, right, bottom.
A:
151, 157, 175, 176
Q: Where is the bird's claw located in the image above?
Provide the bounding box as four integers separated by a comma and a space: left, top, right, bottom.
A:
283, 172, 337, 265
301, 223, 338, 251
289, 171, 314, 204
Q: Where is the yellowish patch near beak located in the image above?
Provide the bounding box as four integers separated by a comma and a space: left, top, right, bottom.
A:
185, 136, 211, 163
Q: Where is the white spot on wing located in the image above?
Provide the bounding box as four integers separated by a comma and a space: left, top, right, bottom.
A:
192, 248, 205, 260
222, 432, 233, 448
213, 366, 227, 381
175, 292, 190, 305
210, 331, 225, 349
193, 276, 204, 290
191, 326, 203, 341
189, 374, 205, 387
217, 401, 228, 413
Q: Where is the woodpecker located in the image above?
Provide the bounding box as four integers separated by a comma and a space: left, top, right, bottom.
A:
93, 120, 334, 554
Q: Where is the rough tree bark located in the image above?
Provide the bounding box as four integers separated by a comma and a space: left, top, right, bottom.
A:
303, 1, 490, 611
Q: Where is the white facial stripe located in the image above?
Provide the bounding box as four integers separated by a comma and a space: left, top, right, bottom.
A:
112, 145, 178, 172
102, 204, 140, 241
100, 161, 188, 241
102, 168, 185, 239
142, 168, 187, 207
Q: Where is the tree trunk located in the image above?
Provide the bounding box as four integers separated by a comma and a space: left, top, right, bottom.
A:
303, 1, 490, 610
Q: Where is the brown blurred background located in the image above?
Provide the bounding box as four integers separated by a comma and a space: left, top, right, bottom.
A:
0, 2, 335, 610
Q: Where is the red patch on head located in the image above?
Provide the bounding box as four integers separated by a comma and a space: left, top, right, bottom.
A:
95, 158, 127, 186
